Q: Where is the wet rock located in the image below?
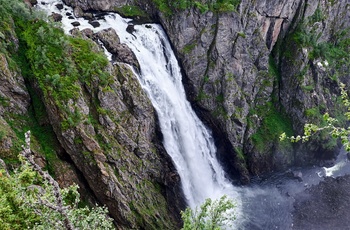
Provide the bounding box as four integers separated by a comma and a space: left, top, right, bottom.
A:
94, 12, 107, 20
95, 28, 139, 69
82, 13, 93, 20
51, 12, 63, 22
95, 28, 120, 52
68, 16, 74, 20
71, 21, 80, 27
66, 12, 72, 16
55, 3, 64, 10
114, 44, 140, 69
293, 171, 303, 182
81, 28, 94, 38
88, 20, 100, 28
73, 6, 84, 18
126, 23, 135, 34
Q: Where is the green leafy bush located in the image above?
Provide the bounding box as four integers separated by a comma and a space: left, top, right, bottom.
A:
181, 195, 236, 230
9, 2, 112, 130
0, 132, 114, 229
280, 83, 350, 151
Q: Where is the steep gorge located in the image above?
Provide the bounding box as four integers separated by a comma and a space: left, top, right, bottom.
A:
0, 0, 350, 229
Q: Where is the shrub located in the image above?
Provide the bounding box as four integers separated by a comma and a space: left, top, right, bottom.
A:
181, 195, 236, 230
0, 131, 114, 229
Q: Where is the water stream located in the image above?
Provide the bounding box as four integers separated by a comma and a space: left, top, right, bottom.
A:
36, 1, 350, 229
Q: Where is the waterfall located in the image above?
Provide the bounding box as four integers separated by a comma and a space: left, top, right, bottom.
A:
104, 16, 238, 208
36, 0, 239, 210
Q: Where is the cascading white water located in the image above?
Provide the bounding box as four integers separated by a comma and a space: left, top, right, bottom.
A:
109, 18, 239, 208
36, 0, 240, 210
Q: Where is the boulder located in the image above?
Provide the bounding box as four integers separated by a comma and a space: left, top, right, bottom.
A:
95, 28, 139, 69
71, 21, 80, 27
55, 3, 64, 10
126, 23, 135, 34
293, 171, 303, 182
88, 20, 100, 28
51, 12, 63, 22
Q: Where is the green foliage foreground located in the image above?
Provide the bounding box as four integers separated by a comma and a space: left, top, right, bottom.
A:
0, 131, 114, 230
181, 195, 236, 230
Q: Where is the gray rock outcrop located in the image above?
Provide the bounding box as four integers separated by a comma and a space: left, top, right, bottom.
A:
95, 28, 140, 69
29, 32, 182, 229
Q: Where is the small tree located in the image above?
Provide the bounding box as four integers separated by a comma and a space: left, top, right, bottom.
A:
181, 195, 236, 230
0, 131, 114, 229
280, 83, 350, 150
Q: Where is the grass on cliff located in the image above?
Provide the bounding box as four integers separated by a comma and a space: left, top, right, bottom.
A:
291, 7, 350, 68
115, 5, 147, 17
153, 0, 240, 16
14, 14, 112, 130
1, 0, 112, 167
251, 102, 294, 152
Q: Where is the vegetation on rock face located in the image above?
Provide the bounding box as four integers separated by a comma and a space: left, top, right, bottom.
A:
293, 23, 350, 67
114, 5, 147, 17
16, 19, 111, 130
152, 0, 240, 15
251, 102, 293, 153
281, 83, 350, 152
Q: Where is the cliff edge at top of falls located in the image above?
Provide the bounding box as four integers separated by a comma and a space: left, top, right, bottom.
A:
61, 0, 350, 183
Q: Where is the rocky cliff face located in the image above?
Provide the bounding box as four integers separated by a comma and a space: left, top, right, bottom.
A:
141, 0, 349, 183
